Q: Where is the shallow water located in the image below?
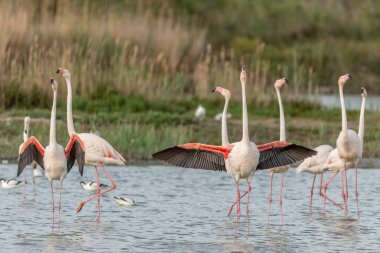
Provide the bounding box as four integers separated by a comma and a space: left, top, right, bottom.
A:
310, 95, 380, 111
1, 164, 379, 252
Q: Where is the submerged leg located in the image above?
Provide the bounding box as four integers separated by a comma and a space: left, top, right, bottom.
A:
280, 173, 285, 224
77, 164, 117, 213
267, 173, 274, 225
341, 171, 347, 215
355, 162, 359, 216
58, 179, 63, 224
50, 180, 55, 228
246, 179, 252, 218
310, 175, 316, 212
95, 166, 101, 222
228, 176, 241, 217
323, 172, 338, 210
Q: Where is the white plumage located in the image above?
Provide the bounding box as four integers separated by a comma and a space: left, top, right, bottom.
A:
0, 179, 26, 189
297, 145, 334, 174
80, 181, 108, 191
194, 105, 206, 120
114, 196, 136, 206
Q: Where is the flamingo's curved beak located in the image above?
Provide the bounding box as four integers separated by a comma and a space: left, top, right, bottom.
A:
211, 88, 216, 93
348, 74, 352, 80
50, 78, 54, 85
284, 78, 289, 85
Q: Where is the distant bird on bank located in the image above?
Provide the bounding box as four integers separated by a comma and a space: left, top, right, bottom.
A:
0, 179, 26, 189
18, 79, 85, 226
214, 112, 231, 121
80, 181, 108, 191
57, 68, 126, 222
114, 196, 136, 206
153, 66, 317, 219
194, 105, 206, 120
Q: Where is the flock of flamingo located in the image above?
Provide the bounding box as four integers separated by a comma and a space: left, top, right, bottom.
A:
1, 65, 367, 229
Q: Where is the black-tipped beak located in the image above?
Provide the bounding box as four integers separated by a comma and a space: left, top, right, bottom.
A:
348, 74, 352, 80
56, 69, 60, 74
211, 88, 216, 93
242, 65, 246, 71
50, 78, 54, 84
284, 78, 289, 84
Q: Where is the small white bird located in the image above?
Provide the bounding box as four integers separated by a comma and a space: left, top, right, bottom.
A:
114, 196, 136, 206
0, 179, 26, 189
80, 181, 108, 191
194, 105, 206, 120
214, 112, 231, 121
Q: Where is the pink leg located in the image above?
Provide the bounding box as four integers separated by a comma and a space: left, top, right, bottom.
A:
280, 173, 285, 224
355, 162, 359, 215
267, 173, 273, 225
95, 166, 101, 222
310, 175, 316, 212
50, 180, 55, 228
228, 190, 248, 216
341, 171, 347, 215
246, 179, 252, 218
58, 179, 63, 224
323, 172, 339, 210
319, 174, 324, 197
77, 164, 117, 213
228, 177, 241, 217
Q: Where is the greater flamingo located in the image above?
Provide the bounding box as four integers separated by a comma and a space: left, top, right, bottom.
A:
267, 78, 289, 224
211, 86, 231, 146
296, 144, 342, 211
57, 68, 126, 221
18, 79, 85, 226
153, 66, 317, 218
323, 84, 366, 215
20, 116, 43, 193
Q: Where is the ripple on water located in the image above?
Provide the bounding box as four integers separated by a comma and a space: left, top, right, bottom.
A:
0, 165, 380, 252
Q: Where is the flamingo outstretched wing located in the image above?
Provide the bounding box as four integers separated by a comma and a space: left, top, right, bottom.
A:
257, 141, 317, 170
18, 136, 45, 177
152, 143, 232, 171
65, 134, 86, 176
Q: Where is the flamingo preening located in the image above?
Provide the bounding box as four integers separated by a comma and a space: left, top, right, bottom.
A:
153, 66, 317, 218
57, 68, 126, 221
266, 78, 289, 224
323, 84, 366, 215
296, 145, 342, 211
17, 79, 85, 226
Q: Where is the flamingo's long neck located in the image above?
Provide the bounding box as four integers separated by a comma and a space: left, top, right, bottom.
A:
50, 90, 57, 145
65, 77, 76, 136
358, 96, 366, 142
241, 80, 249, 143
276, 88, 286, 142
23, 123, 29, 142
221, 95, 230, 146
339, 84, 348, 135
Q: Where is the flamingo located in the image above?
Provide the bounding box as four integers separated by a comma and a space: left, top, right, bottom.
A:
296, 145, 343, 211
57, 68, 126, 221
266, 78, 290, 224
323, 84, 366, 215
17, 79, 85, 226
153, 66, 317, 218
211, 86, 231, 146
20, 116, 43, 193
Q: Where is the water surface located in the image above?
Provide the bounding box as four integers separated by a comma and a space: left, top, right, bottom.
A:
1, 164, 379, 252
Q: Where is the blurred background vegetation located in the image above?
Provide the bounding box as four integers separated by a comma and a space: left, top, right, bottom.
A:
0, 0, 379, 161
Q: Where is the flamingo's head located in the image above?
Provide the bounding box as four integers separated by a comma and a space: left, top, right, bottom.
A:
361, 87, 367, 98
56, 67, 70, 79
24, 116, 30, 133
240, 65, 247, 84
274, 78, 288, 90
338, 74, 352, 86
50, 78, 58, 91
212, 86, 231, 100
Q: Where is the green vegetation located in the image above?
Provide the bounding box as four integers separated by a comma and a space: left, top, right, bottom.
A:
0, 0, 379, 161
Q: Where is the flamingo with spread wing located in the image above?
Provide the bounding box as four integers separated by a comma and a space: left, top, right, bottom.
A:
153, 66, 317, 218
18, 79, 85, 226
